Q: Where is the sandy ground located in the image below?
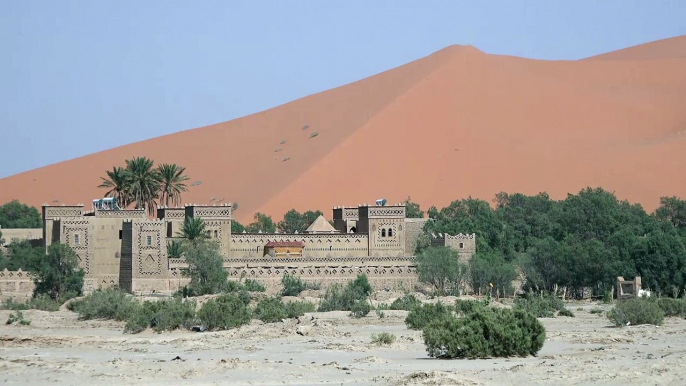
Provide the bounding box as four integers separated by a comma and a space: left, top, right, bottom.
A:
2, 300, 685, 386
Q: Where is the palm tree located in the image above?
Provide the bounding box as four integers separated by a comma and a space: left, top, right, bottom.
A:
167, 240, 184, 259
122, 157, 161, 215
98, 166, 130, 208
157, 163, 189, 207
178, 217, 208, 242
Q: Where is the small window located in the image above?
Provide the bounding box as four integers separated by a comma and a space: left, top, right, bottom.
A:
381, 229, 386, 237
214, 230, 218, 238
459, 242, 464, 249
207, 230, 212, 237
388, 228, 394, 237
119, 230, 123, 240
74, 234, 80, 245
146, 235, 152, 246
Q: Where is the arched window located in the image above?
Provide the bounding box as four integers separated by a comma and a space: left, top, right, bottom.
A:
388, 228, 393, 237
381, 228, 386, 237
214, 230, 218, 238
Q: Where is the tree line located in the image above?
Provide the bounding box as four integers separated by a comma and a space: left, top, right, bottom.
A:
415, 187, 686, 298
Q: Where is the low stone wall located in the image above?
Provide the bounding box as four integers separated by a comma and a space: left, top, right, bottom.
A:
0, 269, 35, 300
167, 256, 419, 295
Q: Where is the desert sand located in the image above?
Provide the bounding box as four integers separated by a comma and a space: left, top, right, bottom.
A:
2, 297, 685, 385
1, 36, 685, 221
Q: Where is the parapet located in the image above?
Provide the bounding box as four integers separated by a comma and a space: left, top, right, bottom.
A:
358, 204, 406, 219
332, 206, 360, 220
184, 203, 233, 220
42, 204, 84, 220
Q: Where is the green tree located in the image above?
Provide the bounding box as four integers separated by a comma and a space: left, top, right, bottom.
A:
97, 166, 131, 208
0, 239, 44, 271
277, 209, 323, 233
182, 240, 227, 295
469, 252, 516, 297
246, 212, 276, 233
178, 217, 208, 242
231, 220, 245, 234
157, 163, 189, 207
122, 157, 161, 215
520, 237, 572, 292
403, 196, 425, 218
414, 246, 467, 295
0, 200, 42, 228
33, 243, 84, 301
167, 240, 184, 259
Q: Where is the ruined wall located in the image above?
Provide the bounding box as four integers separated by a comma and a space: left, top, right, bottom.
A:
230, 234, 369, 259
332, 207, 359, 233
0, 269, 35, 300
0, 228, 43, 243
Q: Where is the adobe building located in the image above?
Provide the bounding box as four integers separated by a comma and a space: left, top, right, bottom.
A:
1, 199, 477, 295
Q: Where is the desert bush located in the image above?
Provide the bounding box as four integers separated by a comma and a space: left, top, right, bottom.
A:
454, 299, 488, 315
422, 307, 546, 359
317, 274, 372, 312
1, 294, 60, 311
350, 300, 371, 318
282, 274, 318, 296
405, 302, 453, 330
558, 308, 575, 317
371, 332, 396, 345
182, 240, 227, 296
197, 294, 251, 331
607, 298, 665, 327
124, 298, 196, 334
253, 297, 287, 323
6, 310, 31, 326
590, 308, 603, 314
284, 301, 316, 318
70, 288, 139, 321
33, 243, 84, 302
390, 294, 422, 311
514, 293, 567, 318
657, 298, 686, 317
242, 279, 265, 292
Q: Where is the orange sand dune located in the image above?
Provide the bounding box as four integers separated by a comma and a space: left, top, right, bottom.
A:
1, 37, 685, 222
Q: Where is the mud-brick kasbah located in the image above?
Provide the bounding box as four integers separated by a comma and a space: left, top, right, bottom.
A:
0, 200, 476, 297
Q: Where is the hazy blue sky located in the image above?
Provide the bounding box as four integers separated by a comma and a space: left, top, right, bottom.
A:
1, 1, 684, 177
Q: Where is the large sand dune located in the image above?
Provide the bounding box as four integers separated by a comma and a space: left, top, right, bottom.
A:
1, 36, 685, 222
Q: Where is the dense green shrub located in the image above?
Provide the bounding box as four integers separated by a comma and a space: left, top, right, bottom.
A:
349, 300, 371, 318
558, 308, 575, 317
253, 297, 287, 323
371, 332, 396, 345
124, 298, 196, 334
281, 274, 319, 296
182, 240, 228, 296
242, 279, 265, 292
33, 243, 84, 302
607, 298, 665, 327
514, 294, 567, 318
454, 299, 488, 315
657, 298, 686, 317
6, 310, 31, 326
197, 294, 251, 331
422, 307, 546, 359
405, 302, 453, 330
1, 294, 60, 311
317, 274, 372, 312
70, 288, 139, 321
284, 301, 316, 318
390, 294, 422, 311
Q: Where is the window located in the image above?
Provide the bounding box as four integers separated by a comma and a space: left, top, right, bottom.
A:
388, 228, 393, 237
459, 242, 464, 249
119, 230, 123, 240
214, 230, 218, 238
146, 235, 152, 246
207, 230, 212, 238
74, 234, 80, 245
381, 228, 386, 237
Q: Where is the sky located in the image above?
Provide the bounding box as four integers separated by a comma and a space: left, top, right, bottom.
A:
1, 1, 685, 178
